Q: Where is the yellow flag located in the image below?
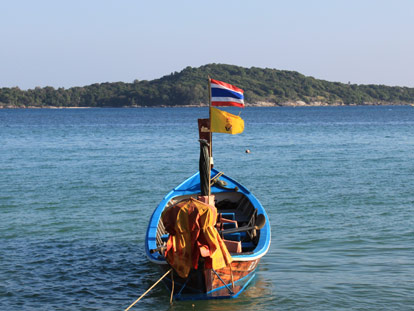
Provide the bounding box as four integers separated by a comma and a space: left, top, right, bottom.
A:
210, 107, 244, 134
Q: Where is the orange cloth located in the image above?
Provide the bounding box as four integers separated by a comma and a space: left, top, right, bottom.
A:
162, 198, 232, 278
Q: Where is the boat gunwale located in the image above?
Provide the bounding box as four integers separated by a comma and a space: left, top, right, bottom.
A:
145, 168, 271, 264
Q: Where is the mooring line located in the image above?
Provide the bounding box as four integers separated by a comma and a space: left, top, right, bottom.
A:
125, 268, 172, 311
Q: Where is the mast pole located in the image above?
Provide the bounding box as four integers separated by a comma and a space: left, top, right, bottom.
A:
208, 77, 212, 196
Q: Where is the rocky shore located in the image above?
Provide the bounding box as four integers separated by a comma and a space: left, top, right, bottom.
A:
1, 101, 413, 109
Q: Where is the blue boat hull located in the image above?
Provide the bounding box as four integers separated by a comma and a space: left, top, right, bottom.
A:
145, 168, 271, 299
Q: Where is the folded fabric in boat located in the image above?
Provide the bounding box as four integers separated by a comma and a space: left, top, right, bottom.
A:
162, 198, 232, 278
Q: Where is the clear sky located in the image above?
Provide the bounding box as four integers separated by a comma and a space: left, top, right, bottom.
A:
1, 0, 413, 89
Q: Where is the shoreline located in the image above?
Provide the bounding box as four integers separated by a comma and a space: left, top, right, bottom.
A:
1, 102, 413, 109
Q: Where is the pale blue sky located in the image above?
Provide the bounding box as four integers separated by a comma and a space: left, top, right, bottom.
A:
1, 0, 413, 89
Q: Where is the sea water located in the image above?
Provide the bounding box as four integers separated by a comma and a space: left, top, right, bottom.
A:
0, 107, 413, 310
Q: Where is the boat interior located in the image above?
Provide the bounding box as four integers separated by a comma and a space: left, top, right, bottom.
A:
155, 192, 261, 255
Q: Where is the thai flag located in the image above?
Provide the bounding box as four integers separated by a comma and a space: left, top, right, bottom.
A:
210, 79, 245, 108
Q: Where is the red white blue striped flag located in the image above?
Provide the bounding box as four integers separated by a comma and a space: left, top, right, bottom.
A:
210, 79, 245, 108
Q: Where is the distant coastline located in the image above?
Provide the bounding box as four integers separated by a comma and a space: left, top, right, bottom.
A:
2, 64, 414, 108
2, 102, 412, 109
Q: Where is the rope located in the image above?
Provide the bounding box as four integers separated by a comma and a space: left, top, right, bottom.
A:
229, 264, 235, 290
210, 172, 224, 185
175, 271, 192, 298
212, 269, 234, 295
170, 269, 174, 304
125, 268, 172, 311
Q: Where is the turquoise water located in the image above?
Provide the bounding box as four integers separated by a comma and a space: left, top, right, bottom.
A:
1, 107, 413, 310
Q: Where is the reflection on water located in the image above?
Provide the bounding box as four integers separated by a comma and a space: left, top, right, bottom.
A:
158, 272, 276, 311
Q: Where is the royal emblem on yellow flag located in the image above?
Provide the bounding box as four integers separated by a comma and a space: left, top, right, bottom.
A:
210, 107, 244, 134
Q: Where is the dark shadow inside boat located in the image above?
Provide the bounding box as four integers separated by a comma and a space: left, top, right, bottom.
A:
214, 192, 261, 254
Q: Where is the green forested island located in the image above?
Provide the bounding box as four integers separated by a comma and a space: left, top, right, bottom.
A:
1, 64, 414, 108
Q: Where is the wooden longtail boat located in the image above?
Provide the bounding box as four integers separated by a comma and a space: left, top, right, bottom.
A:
144, 79, 271, 300
145, 168, 271, 300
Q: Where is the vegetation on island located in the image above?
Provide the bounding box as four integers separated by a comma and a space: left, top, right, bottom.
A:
1, 64, 414, 108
